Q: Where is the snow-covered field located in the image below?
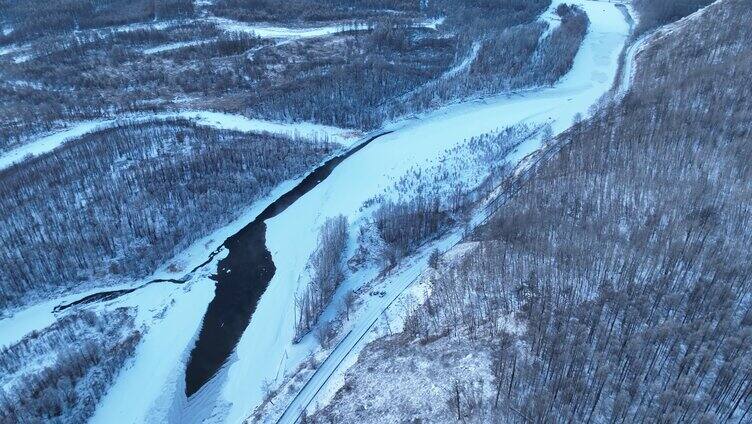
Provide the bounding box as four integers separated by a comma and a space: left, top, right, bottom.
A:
209, 18, 360, 39
0, 110, 360, 172
211, 16, 444, 39
182, 1, 631, 423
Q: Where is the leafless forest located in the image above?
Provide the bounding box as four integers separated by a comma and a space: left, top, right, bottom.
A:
0, 0, 590, 310
0, 121, 336, 309
0, 308, 141, 423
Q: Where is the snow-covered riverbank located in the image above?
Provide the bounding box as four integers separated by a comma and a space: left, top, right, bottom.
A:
194, 1, 631, 423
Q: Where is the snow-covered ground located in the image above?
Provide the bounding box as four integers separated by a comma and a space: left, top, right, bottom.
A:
0, 110, 360, 172
0, 44, 20, 56
209, 18, 359, 39
2, 79, 46, 90
0, 44, 32, 63
183, 111, 361, 146
422, 16, 446, 30
211, 16, 444, 39
177, 1, 630, 423
0, 298, 60, 349
101, 20, 178, 34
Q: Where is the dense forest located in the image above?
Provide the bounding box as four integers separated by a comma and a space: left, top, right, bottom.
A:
0, 308, 140, 423
0, 120, 336, 309
314, 0, 752, 422
430, 0, 549, 37
634, 0, 714, 34
0, 0, 194, 42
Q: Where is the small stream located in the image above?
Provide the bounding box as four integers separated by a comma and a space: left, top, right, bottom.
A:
53, 250, 223, 313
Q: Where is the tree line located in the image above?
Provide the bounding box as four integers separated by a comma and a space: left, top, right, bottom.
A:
634, 0, 714, 34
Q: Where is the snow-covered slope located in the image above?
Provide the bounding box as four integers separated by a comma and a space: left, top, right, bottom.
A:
617, 0, 719, 98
